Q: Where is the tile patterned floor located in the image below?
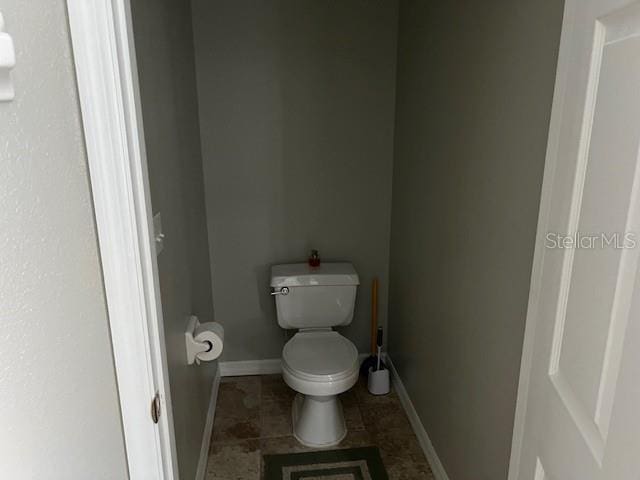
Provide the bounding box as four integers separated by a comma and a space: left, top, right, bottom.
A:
205, 374, 434, 480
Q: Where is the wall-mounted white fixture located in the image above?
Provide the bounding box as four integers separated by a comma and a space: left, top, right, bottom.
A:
0, 12, 16, 102
185, 316, 224, 365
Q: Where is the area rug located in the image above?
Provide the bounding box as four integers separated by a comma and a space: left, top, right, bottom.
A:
263, 446, 389, 480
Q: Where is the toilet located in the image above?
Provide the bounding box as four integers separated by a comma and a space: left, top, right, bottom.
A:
270, 262, 360, 447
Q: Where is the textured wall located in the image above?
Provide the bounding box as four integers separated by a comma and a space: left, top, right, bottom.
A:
191, 0, 398, 360
0, 1, 128, 478
129, 0, 216, 478
388, 1, 564, 479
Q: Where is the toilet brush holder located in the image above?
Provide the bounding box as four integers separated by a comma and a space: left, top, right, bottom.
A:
367, 366, 390, 395
367, 327, 390, 395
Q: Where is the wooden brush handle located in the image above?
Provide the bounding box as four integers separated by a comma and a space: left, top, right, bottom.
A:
371, 278, 378, 355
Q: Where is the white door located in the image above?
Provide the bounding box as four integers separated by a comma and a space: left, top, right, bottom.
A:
511, 0, 640, 479
67, 0, 178, 478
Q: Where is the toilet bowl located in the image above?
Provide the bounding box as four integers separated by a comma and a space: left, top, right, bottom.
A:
282, 330, 359, 447
270, 262, 360, 447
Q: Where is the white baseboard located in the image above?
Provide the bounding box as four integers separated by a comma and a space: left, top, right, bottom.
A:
219, 353, 373, 377
384, 354, 450, 480
195, 363, 221, 480
219, 358, 282, 376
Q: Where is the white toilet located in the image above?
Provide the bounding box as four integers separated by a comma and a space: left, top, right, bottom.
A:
270, 262, 360, 447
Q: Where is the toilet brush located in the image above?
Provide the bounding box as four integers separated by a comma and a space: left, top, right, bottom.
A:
360, 278, 386, 376
367, 327, 390, 395
375, 328, 382, 370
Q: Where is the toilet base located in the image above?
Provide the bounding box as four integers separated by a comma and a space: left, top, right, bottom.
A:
292, 393, 346, 447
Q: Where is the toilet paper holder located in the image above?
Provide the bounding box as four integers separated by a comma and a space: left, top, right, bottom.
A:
185, 316, 213, 365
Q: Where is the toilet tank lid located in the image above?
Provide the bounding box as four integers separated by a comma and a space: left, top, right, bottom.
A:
270, 262, 360, 287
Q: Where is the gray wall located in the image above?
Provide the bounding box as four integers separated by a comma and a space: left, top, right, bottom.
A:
191, 0, 398, 360
0, 1, 128, 478
130, 1, 216, 478
388, 1, 563, 479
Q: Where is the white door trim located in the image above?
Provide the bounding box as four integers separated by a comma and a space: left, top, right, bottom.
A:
507, 1, 572, 478
67, 1, 177, 478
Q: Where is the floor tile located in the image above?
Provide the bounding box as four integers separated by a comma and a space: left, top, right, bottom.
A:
207, 373, 434, 480
360, 402, 412, 435
206, 439, 260, 480
386, 459, 435, 480
260, 428, 374, 458
261, 397, 290, 417
343, 403, 365, 431
216, 376, 260, 420
260, 435, 315, 456
212, 415, 261, 443
260, 375, 295, 402
335, 428, 375, 449
374, 430, 430, 467
338, 387, 358, 407
260, 399, 292, 439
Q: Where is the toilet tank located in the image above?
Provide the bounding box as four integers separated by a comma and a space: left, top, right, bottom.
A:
270, 263, 360, 329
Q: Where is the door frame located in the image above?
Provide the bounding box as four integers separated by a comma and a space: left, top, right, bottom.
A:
67, 0, 177, 478
507, 1, 572, 478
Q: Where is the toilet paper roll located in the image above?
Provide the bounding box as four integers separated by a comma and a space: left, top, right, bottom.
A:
194, 321, 224, 362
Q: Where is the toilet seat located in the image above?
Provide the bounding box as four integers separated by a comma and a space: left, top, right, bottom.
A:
282, 330, 359, 396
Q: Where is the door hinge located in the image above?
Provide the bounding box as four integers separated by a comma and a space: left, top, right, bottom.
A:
151, 392, 161, 424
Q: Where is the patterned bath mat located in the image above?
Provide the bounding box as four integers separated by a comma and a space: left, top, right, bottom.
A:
263, 446, 388, 480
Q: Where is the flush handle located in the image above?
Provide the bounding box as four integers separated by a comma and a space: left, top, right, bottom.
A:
270, 287, 289, 296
